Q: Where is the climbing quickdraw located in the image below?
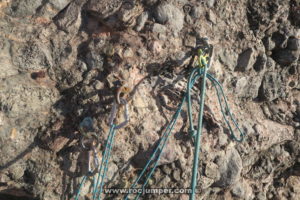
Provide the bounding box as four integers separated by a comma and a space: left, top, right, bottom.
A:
75, 131, 100, 200
93, 98, 129, 200
74, 97, 129, 200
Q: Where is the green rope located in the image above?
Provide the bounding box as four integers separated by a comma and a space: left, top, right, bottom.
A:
75, 44, 245, 200
208, 74, 244, 142
74, 124, 120, 200
74, 98, 129, 200
93, 125, 117, 200
124, 95, 186, 200
75, 175, 87, 200
124, 45, 245, 200
189, 68, 208, 199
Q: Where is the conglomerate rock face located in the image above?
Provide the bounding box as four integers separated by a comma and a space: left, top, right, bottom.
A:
0, 0, 299, 199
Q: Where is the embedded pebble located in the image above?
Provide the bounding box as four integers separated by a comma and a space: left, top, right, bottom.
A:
155, 2, 184, 33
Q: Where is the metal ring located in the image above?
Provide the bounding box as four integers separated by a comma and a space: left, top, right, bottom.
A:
80, 132, 99, 150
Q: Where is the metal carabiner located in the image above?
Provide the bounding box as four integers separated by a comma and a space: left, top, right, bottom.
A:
109, 98, 129, 129
79, 132, 100, 176
195, 37, 214, 69
86, 147, 100, 176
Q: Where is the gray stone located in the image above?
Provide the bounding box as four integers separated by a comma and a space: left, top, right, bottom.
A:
77, 60, 88, 72
263, 37, 276, 51
266, 57, 276, 69
172, 169, 181, 181
207, 0, 216, 8
271, 32, 287, 49
207, 10, 217, 24
235, 77, 248, 96
272, 49, 298, 66
249, 76, 263, 98
200, 176, 214, 189
214, 147, 242, 187
53, 0, 85, 33
231, 183, 245, 198
235, 76, 261, 99
218, 129, 228, 147
256, 192, 266, 200
38, 1, 73, 19
155, 2, 184, 33
258, 72, 283, 101
296, 128, 300, 140
191, 6, 202, 19
287, 37, 300, 51
185, 14, 193, 25
132, 138, 179, 168
137, 48, 148, 59
161, 165, 172, 175
0, 74, 58, 167
135, 12, 149, 32
184, 35, 196, 48
7, 0, 43, 18
158, 141, 180, 166
106, 162, 118, 182
235, 48, 255, 72
291, 4, 300, 27
93, 80, 104, 90
9, 164, 25, 180
158, 175, 171, 188
85, 0, 122, 19
143, 0, 158, 6
11, 42, 52, 71
253, 54, 267, 72
241, 121, 255, 136
49, 0, 73, 11
205, 162, 220, 180
85, 51, 104, 70
0, 38, 19, 78
152, 23, 167, 34
219, 49, 238, 70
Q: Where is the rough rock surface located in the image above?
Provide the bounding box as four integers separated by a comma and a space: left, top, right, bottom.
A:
0, 0, 299, 200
